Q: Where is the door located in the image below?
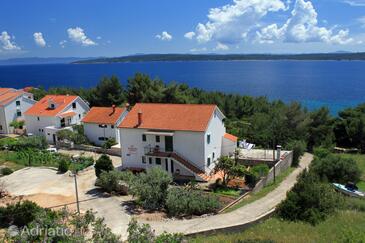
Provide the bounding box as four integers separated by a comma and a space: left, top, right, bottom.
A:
52, 134, 56, 144
165, 136, 173, 152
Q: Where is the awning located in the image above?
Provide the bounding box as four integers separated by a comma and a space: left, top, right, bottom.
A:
144, 130, 174, 136
57, 111, 76, 118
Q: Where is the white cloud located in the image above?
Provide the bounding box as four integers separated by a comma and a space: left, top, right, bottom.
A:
193, 0, 287, 45
343, 0, 365, 6
33, 32, 46, 47
214, 42, 230, 50
190, 47, 208, 52
358, 16, 365, 28
184, 31, 196, 39
0, 31, 20, 51
155, 31, 172, 41
67, 27, 97, 46
96, 36, 102, 40
59, 40, 67, 48
256, 0, 353, 45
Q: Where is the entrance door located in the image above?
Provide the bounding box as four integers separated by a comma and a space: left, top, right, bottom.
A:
52, 134, 56, 144
165, 136, 173, 152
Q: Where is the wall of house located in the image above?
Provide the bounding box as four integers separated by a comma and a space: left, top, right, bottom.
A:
0, 95, 36, 134
0, 108, 7, 134
120, 128, 204, 176
204, 108, 226, 173
56, 97, 90, 127
222, 137, 237, 157
83, 123, 118, 146
25, 115, 56, 136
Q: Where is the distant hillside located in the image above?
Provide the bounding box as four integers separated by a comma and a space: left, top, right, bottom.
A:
73, 53, 365, 64
0, 57, 91, 65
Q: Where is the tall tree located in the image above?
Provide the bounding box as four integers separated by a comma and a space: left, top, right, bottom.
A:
91, 76, 125, 106
308, 107, 334, 151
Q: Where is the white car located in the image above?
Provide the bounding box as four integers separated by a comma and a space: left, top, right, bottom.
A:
46, 147, 58, 153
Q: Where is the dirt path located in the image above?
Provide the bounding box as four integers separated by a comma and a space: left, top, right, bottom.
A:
140, 153, 313, 235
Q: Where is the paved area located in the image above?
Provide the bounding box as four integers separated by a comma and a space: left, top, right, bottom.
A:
0, 150, 312, 240
141, 153, 313, 235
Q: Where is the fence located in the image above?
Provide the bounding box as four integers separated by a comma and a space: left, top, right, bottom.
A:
252, 151, 293, 193
57, 142, 121, 156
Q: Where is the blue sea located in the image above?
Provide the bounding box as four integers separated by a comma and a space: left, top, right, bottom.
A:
0, 60, 364, 115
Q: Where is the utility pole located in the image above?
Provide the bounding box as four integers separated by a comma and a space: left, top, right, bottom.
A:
73, 171, 80, 214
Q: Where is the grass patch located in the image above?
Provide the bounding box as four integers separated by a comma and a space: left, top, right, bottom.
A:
225, 167, 294, 213
212, 187, 242, 198
190, 210, 365, 243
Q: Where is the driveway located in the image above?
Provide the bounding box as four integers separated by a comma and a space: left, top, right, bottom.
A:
0, 161, 131, 239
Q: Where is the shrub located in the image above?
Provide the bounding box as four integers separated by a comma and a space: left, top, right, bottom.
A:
13, 136, 47, 150
58, 158, 70, 173
129, 167, 172, 210
313, 147, 331, 159
96, 171, 131, 194
0, 137, 18, 150
127, 218, 183, 243
0, 200, 42, 227
166, 187, 221, 217
69, 156, 94, 172
251, 164, 270, 178
286, 140, 306, 167
311, 154, 361, 184
102, 138, 117, 149
276, 170, 343, 225
1, 167, 14, 175
94, 154, 114, 177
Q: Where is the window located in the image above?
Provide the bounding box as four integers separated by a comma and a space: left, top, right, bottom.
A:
111, 125, 114, 129
98, 124, 107, 128
142, 156, 146, 164
47, 133, 50, 136
142, 134, 146, 142
50, 104, 55, 109
0, 125, 2, 130
16, 111, 22, 117
165, 159, 168, 171
37, 117, 40, 121
207, 157, 211, 167
78, 114, 81, 119
72, 102, 76, 109
98, 137, 107, 141
156, 135, 160, 143
212, 152, 215, 159
156, 158, 161, 165
41, 129, 44, 132
207, 134, 211, 144
16, 100, 20, 106
149, 157, 152, 164
39, 129, 41, 132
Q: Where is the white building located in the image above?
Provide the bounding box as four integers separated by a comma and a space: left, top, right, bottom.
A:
24, 95, 90, 144
119, 103, 237, 181
82, 106, 128, 146
0, 88, 36, 134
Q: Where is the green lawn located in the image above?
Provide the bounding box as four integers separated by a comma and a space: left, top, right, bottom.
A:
225, 167, 294, 213
213, 187, 242, 198
339, 154, 365, 191
190, 210, 365, 243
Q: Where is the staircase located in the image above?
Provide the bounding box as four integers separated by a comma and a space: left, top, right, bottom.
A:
170, 152, 204, 175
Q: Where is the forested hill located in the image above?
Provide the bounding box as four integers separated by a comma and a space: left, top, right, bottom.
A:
73, 53, 365, 64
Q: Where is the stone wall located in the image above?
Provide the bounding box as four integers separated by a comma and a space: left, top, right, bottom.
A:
252, 151, 293, 193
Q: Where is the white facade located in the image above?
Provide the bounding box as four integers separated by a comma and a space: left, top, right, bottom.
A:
25, 97, 90, 143
83, 111, 127, 146
119, 107, 234, 181
0, 93, 36, 134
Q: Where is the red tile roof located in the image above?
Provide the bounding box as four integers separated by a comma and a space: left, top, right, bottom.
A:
24, 95, 78, 117
119, 103, 217, 132
82, 106, 126, 125
0, 90, 24, 107
224, 133, 238, 142
58, 111, 77, 118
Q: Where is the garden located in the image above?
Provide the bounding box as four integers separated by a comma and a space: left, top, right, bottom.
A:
0, 136, 95, 176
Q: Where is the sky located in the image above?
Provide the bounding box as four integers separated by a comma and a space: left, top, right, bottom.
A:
1, 0, 365, 59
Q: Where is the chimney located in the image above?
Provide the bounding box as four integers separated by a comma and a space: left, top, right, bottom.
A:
276, 145, 282, 161
125, 103, 131, 111
112, 104, 116, 114
137, 110, 143, 126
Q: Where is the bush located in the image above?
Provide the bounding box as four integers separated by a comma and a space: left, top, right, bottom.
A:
102, 138, 117, 149
129, 167, 172, 210
277, 170, 343, 225
58, 158, 70, 173
69, 156, 94, 172
127, 218, 183, 243
251, 164, 270, 178
311, 154, 361, 184
0, 200, 42, 227
95, 154, 114, 177
96, 171, 132, 194
166, 187, 221, 217
0, 137, 18, 150
12, 136, 47, 151
286, 140, 306, 167
313, 147, 331, 159
1, 167, 14, 175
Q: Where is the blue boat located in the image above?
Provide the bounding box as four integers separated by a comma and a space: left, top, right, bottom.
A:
333, 183, 365, 198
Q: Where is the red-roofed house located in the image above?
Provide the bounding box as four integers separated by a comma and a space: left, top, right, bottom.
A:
118, 103, 237, 181
24, 95, 90, 143
0, 88, 36, 134
82, 106, 128, 146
